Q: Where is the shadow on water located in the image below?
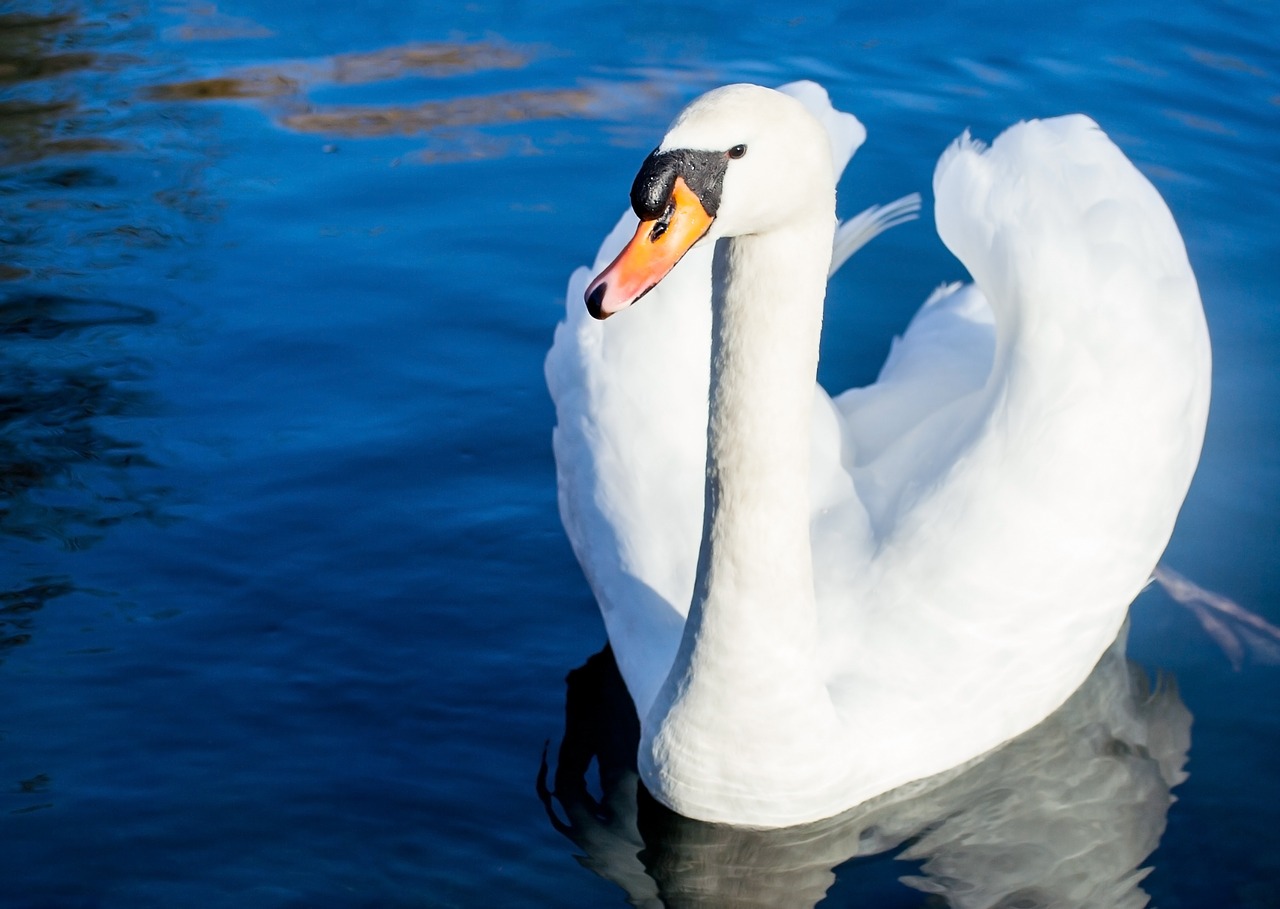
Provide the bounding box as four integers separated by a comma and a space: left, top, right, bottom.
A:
0, 576, 73, 658
0, 292, 163, 546
0, 7, 191, 656
541, 629, 1190, 908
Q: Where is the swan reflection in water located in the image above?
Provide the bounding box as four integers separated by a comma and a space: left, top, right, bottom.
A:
539, 628, 1188, 908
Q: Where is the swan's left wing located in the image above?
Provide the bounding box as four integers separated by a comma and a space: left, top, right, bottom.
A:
546, 212, 712, 717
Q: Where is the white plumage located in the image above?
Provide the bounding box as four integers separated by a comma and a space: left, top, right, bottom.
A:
545, 81, 1210, 827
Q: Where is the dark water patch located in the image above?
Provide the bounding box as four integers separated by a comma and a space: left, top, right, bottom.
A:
0, 12, 94, 86
0, 1, 185, 555
143, 73, 302, 102
0, 292, 168, 549
0, 12, 75, 33
0, 291, 154, 340
8, 163, 118, 190
0, 97, 71, 121
19, 773, 51, 793
0, 96, 121, 169
85, 223, 174, 250
0, 577, 73, 661
0, 47, 96, 85
9, 801, 54, 814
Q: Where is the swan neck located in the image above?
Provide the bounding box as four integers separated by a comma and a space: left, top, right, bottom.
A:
639, 219, 838, 820
693, 222, 832, 639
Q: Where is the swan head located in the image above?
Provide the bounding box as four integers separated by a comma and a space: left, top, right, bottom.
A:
585, 83, 837, 319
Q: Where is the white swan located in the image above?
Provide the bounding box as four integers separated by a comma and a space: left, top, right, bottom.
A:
545, 81, 1210, 828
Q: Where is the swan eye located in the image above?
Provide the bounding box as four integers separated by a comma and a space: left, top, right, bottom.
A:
727, 144, 747, 159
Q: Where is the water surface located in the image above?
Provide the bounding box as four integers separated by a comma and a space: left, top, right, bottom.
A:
2, 1, 1278, 906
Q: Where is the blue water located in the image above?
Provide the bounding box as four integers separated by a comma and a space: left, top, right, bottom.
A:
2, 1, 1278, 905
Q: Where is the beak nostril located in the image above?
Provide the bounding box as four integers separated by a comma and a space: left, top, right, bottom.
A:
585, 283, 609, 320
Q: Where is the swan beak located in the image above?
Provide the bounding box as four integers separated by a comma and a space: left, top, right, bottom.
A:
584, 177, 714, 320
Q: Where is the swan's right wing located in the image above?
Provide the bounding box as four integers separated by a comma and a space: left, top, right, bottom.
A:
821, 116, 1210, 771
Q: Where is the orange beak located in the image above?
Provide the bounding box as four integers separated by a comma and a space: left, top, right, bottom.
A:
585, 177, 715, 319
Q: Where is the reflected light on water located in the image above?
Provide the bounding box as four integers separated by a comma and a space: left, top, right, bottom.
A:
282, 87, 596, 138
0, 12, 123, 168
162, 3, 276, 43
144, 41, 531, 103
143, 39, 601, 157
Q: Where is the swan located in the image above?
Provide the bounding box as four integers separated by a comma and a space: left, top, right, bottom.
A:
545, 81, 1210, 828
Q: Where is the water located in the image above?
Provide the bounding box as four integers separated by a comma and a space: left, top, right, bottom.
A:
2, 1, 1277, 905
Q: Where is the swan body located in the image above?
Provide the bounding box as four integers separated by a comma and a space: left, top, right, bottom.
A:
545, 82, 1210, 827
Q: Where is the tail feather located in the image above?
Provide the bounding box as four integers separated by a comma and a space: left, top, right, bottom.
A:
829, 193, 922, 277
